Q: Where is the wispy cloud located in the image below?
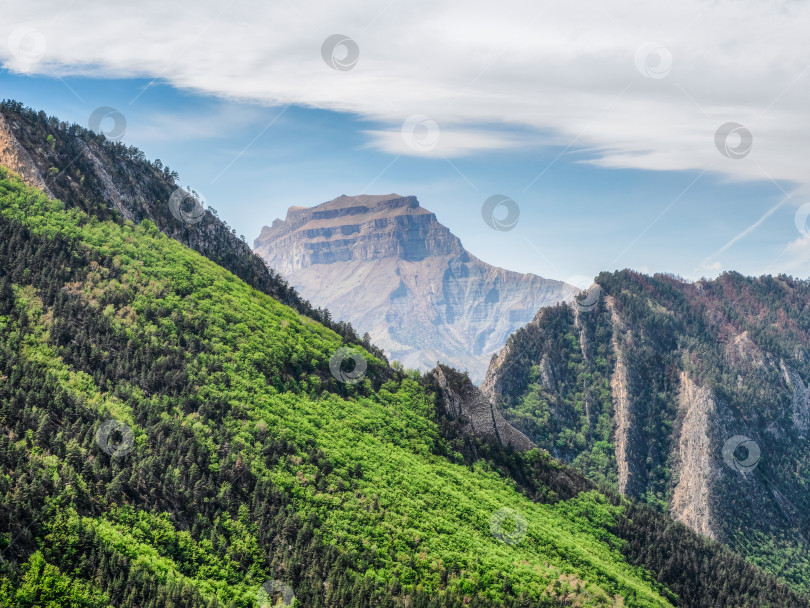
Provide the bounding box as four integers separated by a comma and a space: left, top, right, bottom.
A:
699, 195, 791, 269
363, 127, 524, 157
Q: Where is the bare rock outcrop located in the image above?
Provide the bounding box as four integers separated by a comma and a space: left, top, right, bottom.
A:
431, 364, 535, 451
780, 360, 810, 434
670, 371, 716, 539
0, 114, 53, 197
606, 296, 636, 497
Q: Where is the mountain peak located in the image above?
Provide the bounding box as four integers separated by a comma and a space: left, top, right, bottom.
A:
274, 193, 423, 229
320, 192, 405, 208
256, 193, 459, 268
254, 194, 577, 380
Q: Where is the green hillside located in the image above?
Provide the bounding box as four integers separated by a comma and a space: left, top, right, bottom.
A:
484, 270, 810, 594
0, 161, 807, 607
0, 167, 680, 607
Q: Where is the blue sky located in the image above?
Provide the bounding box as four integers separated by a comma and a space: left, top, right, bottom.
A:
2, 0, 809, 286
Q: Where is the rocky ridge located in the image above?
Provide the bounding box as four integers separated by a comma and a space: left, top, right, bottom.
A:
482, 269, 810, 589
431, 364, 535, 451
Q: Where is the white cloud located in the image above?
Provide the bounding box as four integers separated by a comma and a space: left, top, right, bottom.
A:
2, 0, 810, 189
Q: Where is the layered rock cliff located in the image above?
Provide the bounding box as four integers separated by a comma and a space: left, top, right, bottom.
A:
482, 269, 810, 590
254, 194, 577, 381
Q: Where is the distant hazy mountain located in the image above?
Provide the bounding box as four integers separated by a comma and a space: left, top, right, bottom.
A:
483, 269, 810, 591
254, 194, 577, 381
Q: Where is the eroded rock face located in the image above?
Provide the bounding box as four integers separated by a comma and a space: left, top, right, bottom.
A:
671, 372, 716, 538
781, 360, 810, 434
0, 114, 53, 197
606, 296, 636, 498
430, 364, 535, 451
254, 194, 577, 382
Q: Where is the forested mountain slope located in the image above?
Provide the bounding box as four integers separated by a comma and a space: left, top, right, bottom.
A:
0, 169, 806, 606
483, 270, 810, 593
0, 100, 377, 358
0, 167, 670, 607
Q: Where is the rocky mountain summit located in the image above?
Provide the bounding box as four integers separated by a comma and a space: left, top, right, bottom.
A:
254, 194, 577, 381
431, 364, 535, 451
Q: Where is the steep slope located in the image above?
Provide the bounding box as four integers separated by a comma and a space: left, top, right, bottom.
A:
483, 270, 810, 593
0, 167, 671, 607
2, 170, 806, 607
254, 194, 577, 381
0, 100, 377, 358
